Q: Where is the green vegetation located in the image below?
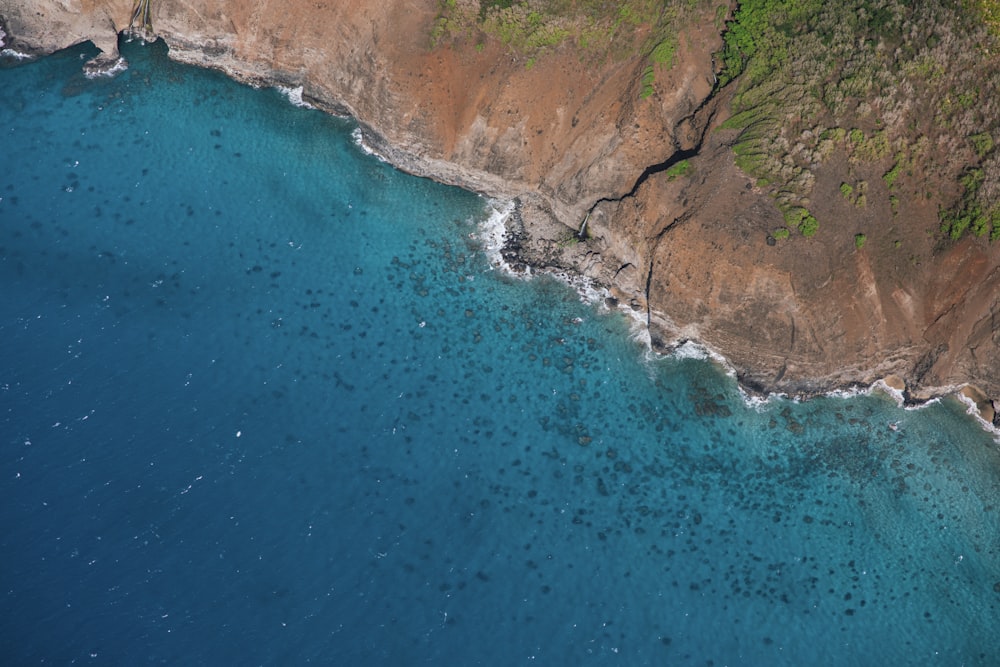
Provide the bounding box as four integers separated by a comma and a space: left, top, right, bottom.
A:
839, 179, 869, 209
432, 1, 710, 96
882, 159, 902, 190
432, 0, 1000, 243
715, 0, 1000, 242
968, 0, 1000, 34
853, 181, 868, 208
970, 131, 995, 158
773, 227, 790, 240
664, 159, 692, 180
800, 215, 819, 238
557, 230, 581, 247
640, 65, 656, 99
940, 166, 1000, 240
783, 206, 819, 237
854, 233, 867, 249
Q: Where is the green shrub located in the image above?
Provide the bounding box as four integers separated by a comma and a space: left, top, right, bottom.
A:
650, 37, 677, 66
664, 159, 693, 180
640, 66, 656, 98
783, 206, 811, 228
854, 233, 867, 248
970, 131, 995, 158
971, 211, 989, 236
840, 182, 854, 198
821, 127, 847, 143
773, 227, 791, 240
800, 214, 819, 237
948, 214, 971, 240
883, 160, 902, 189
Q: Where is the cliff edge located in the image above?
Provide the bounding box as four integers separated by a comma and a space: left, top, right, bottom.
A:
2, 0, 998, 418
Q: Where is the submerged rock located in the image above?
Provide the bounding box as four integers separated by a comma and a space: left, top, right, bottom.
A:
5, 0, 998, 410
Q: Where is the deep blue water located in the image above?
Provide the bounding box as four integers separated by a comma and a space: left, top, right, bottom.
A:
2, 40, 999, 665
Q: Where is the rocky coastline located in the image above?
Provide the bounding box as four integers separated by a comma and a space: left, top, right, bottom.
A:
1, 2, 997, 428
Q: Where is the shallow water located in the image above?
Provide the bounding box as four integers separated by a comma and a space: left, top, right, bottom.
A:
1, 40, 999, 665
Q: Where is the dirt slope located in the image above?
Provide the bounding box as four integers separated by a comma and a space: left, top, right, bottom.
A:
2, 0, 997, 415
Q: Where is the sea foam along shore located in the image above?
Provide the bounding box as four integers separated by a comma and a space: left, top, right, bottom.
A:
351, 126, 388, 163
472, 198, 1000, 436
99, 34, 999, 438
1, 24, 34, 61
277, 85, 314, 109
956, 390, 1000, 439
2, 25, 994, 438
83, 57, 129, 78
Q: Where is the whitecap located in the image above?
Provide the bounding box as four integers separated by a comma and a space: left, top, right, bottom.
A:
823, 386, 870, 400
350, 127, 388, 163
467, 197, 998, 436
954, 389, 1000, 440
738, 387, 786, 411
276, 85, 313, 109
871, 377, 905, 407
1, 48, 33, 61
475, 198, 517, 273
668, 340, 737, 380
83, 57, 129, 79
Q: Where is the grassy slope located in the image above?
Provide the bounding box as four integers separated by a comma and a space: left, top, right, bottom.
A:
716, 0, 1000, 242
431, 1, 715, 91
434, 1, 1000, 245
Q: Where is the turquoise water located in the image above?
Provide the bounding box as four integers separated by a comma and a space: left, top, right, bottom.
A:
2, 40, 999, 665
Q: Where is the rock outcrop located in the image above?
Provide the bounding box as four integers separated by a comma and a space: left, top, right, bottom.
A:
2, 0, 998, 414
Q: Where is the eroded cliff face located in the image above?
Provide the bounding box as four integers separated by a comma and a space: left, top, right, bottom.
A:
2, 0, 998, 412
586, 126, 1000, 404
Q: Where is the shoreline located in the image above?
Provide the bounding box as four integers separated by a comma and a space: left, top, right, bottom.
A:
481, 198, 1000, 437
9, 30, 998, 436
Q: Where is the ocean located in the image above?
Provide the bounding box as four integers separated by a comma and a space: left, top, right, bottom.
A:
1, 39, 998, 665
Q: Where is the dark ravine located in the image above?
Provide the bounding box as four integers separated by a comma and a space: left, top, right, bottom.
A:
2, 1, 999, 425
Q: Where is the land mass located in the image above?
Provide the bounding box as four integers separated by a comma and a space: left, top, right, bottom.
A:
2, 0, 998, 421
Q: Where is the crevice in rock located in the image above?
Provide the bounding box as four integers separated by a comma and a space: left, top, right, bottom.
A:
612, 262, 635, 280
578, 145, 699, 239
644, 256, 655, 328
577, 83, 723, 239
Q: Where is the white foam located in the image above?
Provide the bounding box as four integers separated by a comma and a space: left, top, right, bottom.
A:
466, 199, 998, 437
670, 340, 710, 361
351, 127, 388, 163
738, 388, 784, 411
866, 378, 945, 411
84, 57, 129, 79
669, 340, 737, 379
823, 386, 870, 400
476, 198, 519, 274
1, 48, 33, 61
871, 378, 905, 407
547, 269, 610, 307
954, 390, 1000, 440
624, 311, 652, 348
277, 85, 313, 109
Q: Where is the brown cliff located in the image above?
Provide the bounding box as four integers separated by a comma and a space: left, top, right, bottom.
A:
2, 0, 998, 415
